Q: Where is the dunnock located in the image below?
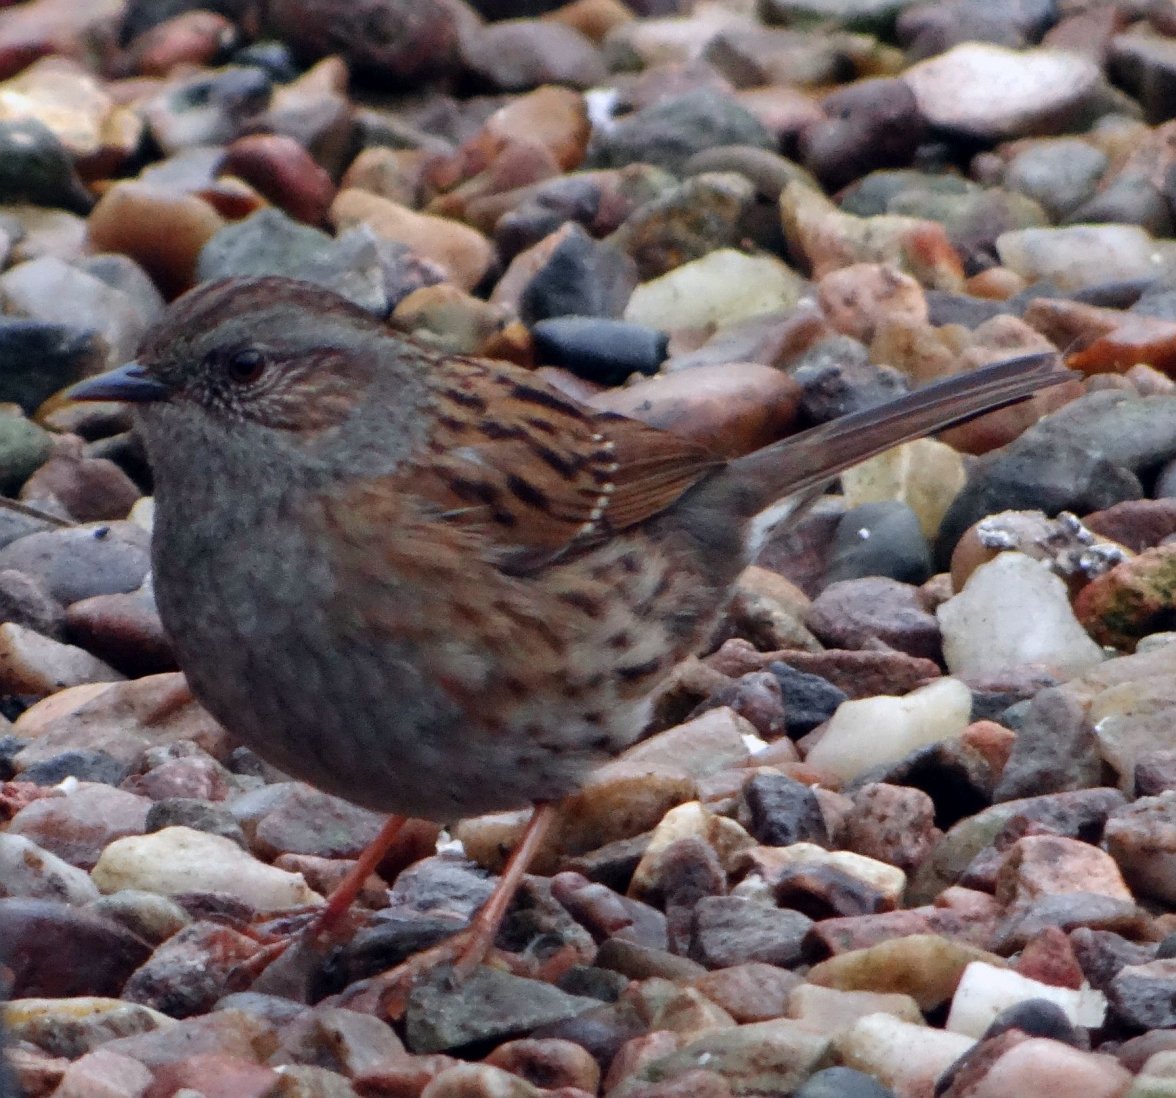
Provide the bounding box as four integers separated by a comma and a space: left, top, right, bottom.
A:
69, 276, 1069, 993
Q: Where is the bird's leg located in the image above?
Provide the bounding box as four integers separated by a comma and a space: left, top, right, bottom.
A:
451, 800, 558, 980
239, 813, 411, 997
338, 802, 559, 1018
310, 813, 410, 939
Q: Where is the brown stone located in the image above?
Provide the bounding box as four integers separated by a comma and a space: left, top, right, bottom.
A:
222, 134, 335, 226
87, 181, 224, 298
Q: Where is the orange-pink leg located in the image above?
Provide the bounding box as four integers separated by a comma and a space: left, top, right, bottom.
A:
450, 801, 558, 979
339, 803, 559, 1016
310, 813, 409, 939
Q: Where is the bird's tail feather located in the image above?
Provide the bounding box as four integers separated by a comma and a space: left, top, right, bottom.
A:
728, 351, 1075, 520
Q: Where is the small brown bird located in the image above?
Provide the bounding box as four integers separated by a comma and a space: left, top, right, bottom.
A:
69, 277, 1069, 996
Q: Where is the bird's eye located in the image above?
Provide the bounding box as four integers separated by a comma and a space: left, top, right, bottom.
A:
225, 347, 267, 384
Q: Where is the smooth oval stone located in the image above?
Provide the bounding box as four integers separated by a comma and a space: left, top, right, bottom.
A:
532, 316, 667, 385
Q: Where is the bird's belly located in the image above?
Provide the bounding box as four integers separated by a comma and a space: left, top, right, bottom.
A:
155, 523, 724, 823
162, 568, 645, 820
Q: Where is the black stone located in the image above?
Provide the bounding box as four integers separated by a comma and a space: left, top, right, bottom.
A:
824, 501, 934, 585
0, 320, 105, 415
766, 662, 847, 736
0, 119, 93, 214
532, 317, 667, 386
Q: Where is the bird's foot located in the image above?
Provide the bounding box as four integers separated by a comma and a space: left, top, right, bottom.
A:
330, 926, 535, 1020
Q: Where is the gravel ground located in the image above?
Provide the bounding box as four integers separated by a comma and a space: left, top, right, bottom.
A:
3, 1, 1176, 1096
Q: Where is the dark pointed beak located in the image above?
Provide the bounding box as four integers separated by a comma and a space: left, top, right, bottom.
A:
66, 362, 170, 403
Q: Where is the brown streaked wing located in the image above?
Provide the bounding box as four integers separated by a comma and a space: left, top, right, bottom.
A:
407, 356, 724, 570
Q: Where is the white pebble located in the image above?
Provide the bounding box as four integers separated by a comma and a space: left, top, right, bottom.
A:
937, 552, 1104, 677
804, 677, 972, 783
946, 961, 1106, 1037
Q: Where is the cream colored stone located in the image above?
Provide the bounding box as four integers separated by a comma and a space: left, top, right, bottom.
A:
0, 621, 122, 694
787, 983, 923, 1036
331, 188, 494, 291
837, 1013, 974, 1097
92, 827, 321, 912
630, 801, 756, 897
937, 552, 1104, 677
946, 961, 1106, 1037
804, 677, 972, 783
841, 438, 967, 540
624, 248, 806, 331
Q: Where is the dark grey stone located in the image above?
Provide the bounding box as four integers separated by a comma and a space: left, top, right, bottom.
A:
765, 662, 847, 736
688, 894, 813, 969
531, 317, 666, 386
405, 965, 599, 1052
516, 224, 638, 324
993, 687, 1101, 802
743, 771, 828, 847
145, 799, 247, 848
824, 502, 933, 584
22, 750, 131, 787
197, 209, 389, 314
0, 119, 92, 214
587, 89, 773, 175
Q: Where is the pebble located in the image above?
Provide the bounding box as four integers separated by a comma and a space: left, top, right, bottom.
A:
0, 521, 150, 605
692, 963, 802, 1024
0, 316, 103, 414
992, 686, 1101, 801
0, 831, 99, 904
588, 88, 773, 175
531, 317, 667, 385
0, 621, 123, 694
0, 115, 93, 216
937, 552, 1105, 678
806, 576, 941, 660
741, 770, 828, 848
460, 20, 605, 93
91, 826, 322, 912
86, 181, 226, 299
624, 247, 807, 331
196, 207, 388, 314
330, 189, 493, 293
5, 996, 171, 1060
946, 961, 1106, 1037
939, 1034, 1132, 1098
804, 676, 972, 783
7, 781, 149, 868
780, 181, 965, 290
122, 920, 261, 1018
229, 781, 388, 861
608, 171, 755, 282
610, 1018, 831, 1097
1105, 793, 1176, 906
997, 224, 1173, 292
688, 895, 814, 969
13, 672, 228, 772
0, 896, 152, 998
842, 783, 939, 874
491, 220, 637, 324
405, 966, 600, 1054
836, 1013, 974, 1097
903, 43, 1101, 141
